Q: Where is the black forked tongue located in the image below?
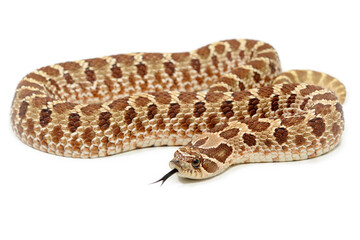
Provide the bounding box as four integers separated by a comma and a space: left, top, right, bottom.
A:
152, 168, 178, 186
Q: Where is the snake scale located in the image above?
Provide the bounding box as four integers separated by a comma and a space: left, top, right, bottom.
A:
10, 39, 346, 182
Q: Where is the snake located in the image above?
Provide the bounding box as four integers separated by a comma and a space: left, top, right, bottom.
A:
10, 39, 346, 184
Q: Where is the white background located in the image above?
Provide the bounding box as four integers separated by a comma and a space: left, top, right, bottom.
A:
0, 1, 359, 239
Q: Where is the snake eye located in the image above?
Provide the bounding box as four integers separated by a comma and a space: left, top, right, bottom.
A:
191, 158, 200, 168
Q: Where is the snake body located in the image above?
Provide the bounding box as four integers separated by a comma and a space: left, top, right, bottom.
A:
11, 39, 345, 179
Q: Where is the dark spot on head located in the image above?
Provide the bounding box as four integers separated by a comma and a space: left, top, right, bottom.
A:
209, 123, 229, 133
199, 143, 233, 163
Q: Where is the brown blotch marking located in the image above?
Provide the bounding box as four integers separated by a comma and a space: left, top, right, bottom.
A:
295, 135, 306, 146
178, 92, 197, 103
312, 103, 332, 115
335, 103, 344, 120
221, 101, 234, 118
209, 123, 229, 133
85, 68, 96, 83
199, 143, 233, 163
81, 104, 101, 116
39, 66, 60, 76
215, 44, 225, 54
125, 108, 137, 124
109, 97, 129, 111
171, 52, 190, 62
281, 84, 298, 94
86, 58, 107, 68
300, 85, 323, 96
156, 118, 166, 130
245, 40, 257, 49
211, 55, 219, 68
194, 102, 206, 118
59, 62, 81, 71
64, 73, 74, 84
257, 51, 277, 60
19, 101, 29, 118
258, 86, 273, 98
249, 60, 266, 71
300, 98, 309, 110
313, 92, 338, 101
320, 138, 326, 145
257, 43, 273, 51
226, 52, 232, 61
18, 89, 42, 99
111, 64, 123, 78
308, 118, 326, 137
17, 80, 43, 90
147, 104, 158, 120
143, 53, 163, 62
219, 77, 236, 88
25, 119, 35, 136
287, 94, 297, 107
253, 72, 261, 83
25, 72, 47, 84
225, 39, 240, 50
274, 127, 288, 144
99, 112, 112, 131
202, 159, 219, 173
239, 50, 245, 59
191, 59, 201, 73
135, 119, 145, 132
135, 96, 151, 107
179, 114, 192, 130
271, 95, 280, 111
39, 109, 52, 127
233, 90, 251, 101
220, 128, 239, 140
31, 97, 52, 108
243, 133, 256, 146
51, 125, 64, 144
269, 63, 277, 74
81, 127, 95, 145
244, 119, 270, 132
205, 92, 224, 103
68, 113, 81, 133
264, 139, 272, 147
331, 123, 341, 136
209, 86, 228, 93
150, 92, 171, 104
112, 125, 124, 139
248, 98, 260, 116
136, 63, 147, 78
197, 45, 210, 58
164, 62, 175, 76
193, 137, 208, 148
53, 102, 76, 114
232, 67, 250, 79
168, 103, 180, 118
206, 114, 219, 129
49, 79, 60, 91
112, 54, 135, 66
281, 116, 305, 127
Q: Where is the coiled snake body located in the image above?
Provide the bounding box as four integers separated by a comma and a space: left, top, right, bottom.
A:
11, 39, 346, 181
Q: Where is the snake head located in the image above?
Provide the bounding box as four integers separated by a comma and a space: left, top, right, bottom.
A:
169, 143, 224, 180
